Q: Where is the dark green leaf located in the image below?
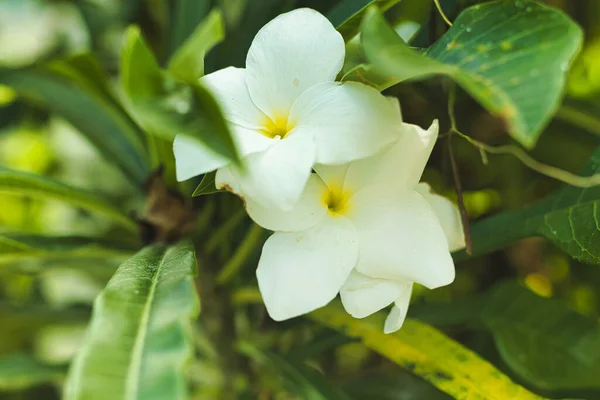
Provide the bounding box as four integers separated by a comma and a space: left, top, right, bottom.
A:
65, 241, 199, 400
456, 145, 600, 264
168, 9, 225, 82
165, 0, 211, 61
0, 166, 137, 232
0, 233, 136, 266
328, 0, 401, 41
360, 1, 583, 148
0, 354, 64, 391
0, 67, 151, 186
121, 26, 241, 166
191, 171, 221, 196
342, 372, 451, 400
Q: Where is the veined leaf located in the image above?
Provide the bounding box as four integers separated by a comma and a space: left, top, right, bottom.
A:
0, 233, 136, 266
328, 0, 400, 41
310, 302, 542, 400
0, 67, 150, 186
359, 1, 582, 148
0, 354, 64, 391
0, 166, 137, 232
410, 282, 600, 397
456, 144, 600, 264
168, 9, 225, 82
65, 241, 199, 400
121, 26, 241, 166
192, 171, 221, 197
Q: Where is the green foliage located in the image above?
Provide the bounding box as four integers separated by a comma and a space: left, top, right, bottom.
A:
192, 171, 221, 196
327, 0, 401, 40
0, 166, 137, 231
355, 1, 582, 148
0, 66, 151, 186
0, 354, 64, 391
121, 25, 241, 166
65, 241, 199, 400
459, 144, 600, 264
310, 302, 542, 400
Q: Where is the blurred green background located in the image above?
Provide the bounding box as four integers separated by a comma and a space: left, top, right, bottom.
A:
1, 0, 600, 399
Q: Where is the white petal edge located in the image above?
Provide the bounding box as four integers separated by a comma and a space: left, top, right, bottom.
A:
257, 216, 359, 321
217, 131, 316, 211
245, 174, 328, 232
340, 270, 409, 319
245, 8, 345, 119
348, 188, 455, 289
200, 67, 268, 129
344, 120, 439, 194
416, 183, 466, 252
288, 81, 401, 165
383, 283, 414, 334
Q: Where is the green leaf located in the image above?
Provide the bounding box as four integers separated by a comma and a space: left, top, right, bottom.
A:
121, 26, 241, 166
360, 1, 583, 148
168, 9, 225, 82
328, 0, 401, 41
191, 171, 221, 196
310, 302, 542, 400
165, 0, 211, 61
456, 145, 600, 264
0, 354, 64, 391
342, 372, 452, 400
0, 166, 137, 232
410, 282, 600, 397
239, 342, 351, 400
0, 67, 151, 186
0, 233, 136, 266
65, 241, 199, 400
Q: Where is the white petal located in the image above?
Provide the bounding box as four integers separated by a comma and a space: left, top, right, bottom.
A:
217, 131, 316, 210
257, 216, 359, 321
200, 67, 268, 129
340, 270, 410, 319
174, 135, 229, 181
245, 174, 328, 232
245, 8, 344, 119
348, 188, 455, 289
344, 120, 439, 193
288, 82, 401, 165
313, 163, 350, 190
416, 183, 466, 252
384, 284, 413, 334
174, 125, 273, 182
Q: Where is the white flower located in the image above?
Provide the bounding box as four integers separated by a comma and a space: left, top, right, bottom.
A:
247, 119, 465, 332
173, 8, 401, 210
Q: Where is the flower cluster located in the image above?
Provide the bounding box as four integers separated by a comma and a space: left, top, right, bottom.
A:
174, 8, 465, 333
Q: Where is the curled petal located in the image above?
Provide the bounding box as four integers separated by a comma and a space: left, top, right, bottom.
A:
340, 270, 410, 319
416, 183, 466, 252
344, 120, 438, 193
246, 8, 344, 119
348, 188, 455, 289
288, 82, 401, 165
257, 216, 359, 321
383, 284, 413, 334
245, 174, 328, 232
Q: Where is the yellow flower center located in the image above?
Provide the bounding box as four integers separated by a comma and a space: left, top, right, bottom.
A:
322, 184, 350, 215
261, 115, 292, 139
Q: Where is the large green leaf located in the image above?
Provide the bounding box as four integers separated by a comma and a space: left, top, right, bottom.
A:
0, 233, 136, 266
165, 0, 211, 62
168, 9, 225, 82
456, 144, 600, 264
358, 1, 582, 148
0, 67, 150, 186
410, 282, 600, 397
327, 0, 400, 41
65, 241, 199, 400
0, 354, 64, 391
0, 166, 137, 232
121, 26, 241, 166
310, 302, 542, 400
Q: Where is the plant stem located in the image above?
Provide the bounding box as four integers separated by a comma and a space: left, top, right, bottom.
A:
217, 224, 264, 285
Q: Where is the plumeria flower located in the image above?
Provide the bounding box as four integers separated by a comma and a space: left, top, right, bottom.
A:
174, 8, 401, 210
245, 118, 465, 332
